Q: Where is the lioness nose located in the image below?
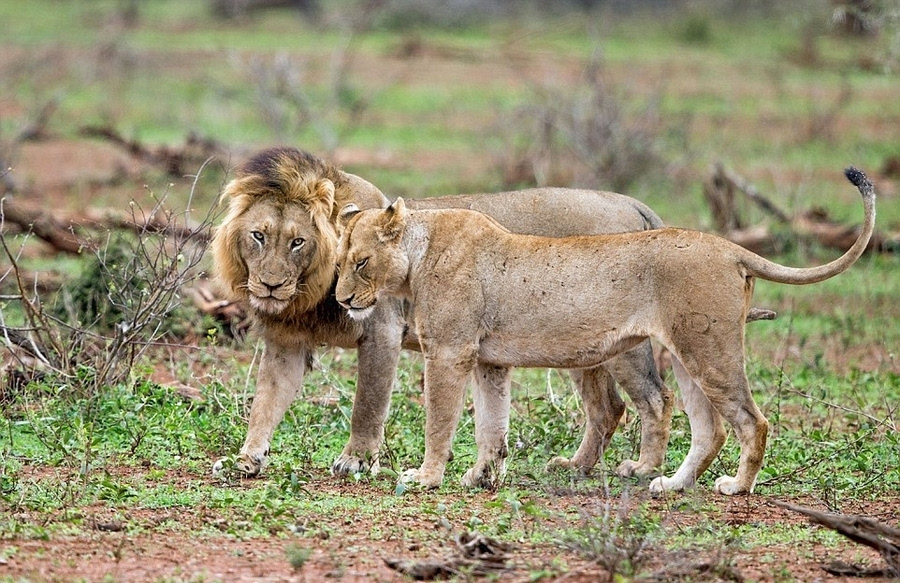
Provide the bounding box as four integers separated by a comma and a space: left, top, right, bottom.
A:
336, 294, 353, 308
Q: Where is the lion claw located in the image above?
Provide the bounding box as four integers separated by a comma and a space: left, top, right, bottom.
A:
331, 453, 379, 477
212, 453, 264, 478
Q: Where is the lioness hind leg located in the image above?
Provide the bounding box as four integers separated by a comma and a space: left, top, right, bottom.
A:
605, 342, 673, 478
649, 357, 726, 493
548, 366, 623, 473
461, 364, 513, 489
656, 348, 768, 496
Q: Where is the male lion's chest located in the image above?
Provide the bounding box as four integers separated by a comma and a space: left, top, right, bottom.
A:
256, 295, 364, 349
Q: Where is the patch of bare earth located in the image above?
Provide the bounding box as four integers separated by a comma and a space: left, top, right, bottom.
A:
3, 463, 899, 582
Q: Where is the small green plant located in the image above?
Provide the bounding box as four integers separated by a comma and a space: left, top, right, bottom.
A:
285, 542, 313, 571
558, 495, 660, 581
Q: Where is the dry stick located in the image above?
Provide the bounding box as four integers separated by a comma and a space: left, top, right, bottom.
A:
713, 162, 792, 224
0, 198, 85, 253
774, 501, 900, 576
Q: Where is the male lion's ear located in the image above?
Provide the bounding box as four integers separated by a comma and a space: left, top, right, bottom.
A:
378, 197, 407, 243
338, 203, 361, 232
311, 178, 336, 217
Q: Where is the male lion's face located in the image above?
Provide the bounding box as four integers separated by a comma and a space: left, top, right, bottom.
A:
335, 205, 408, 321
236, 198, 328, 315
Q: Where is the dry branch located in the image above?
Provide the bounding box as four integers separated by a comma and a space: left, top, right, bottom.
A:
385, 532, 513, 581
0, 198, 85, 253
183, 279, 251, 339
775, 500, 900, 577
79, 125, 227, 176
0, 199, 210, 254
704, 163, 895, 255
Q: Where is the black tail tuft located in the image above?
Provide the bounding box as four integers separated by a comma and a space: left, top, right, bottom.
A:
844, 166, 871, 190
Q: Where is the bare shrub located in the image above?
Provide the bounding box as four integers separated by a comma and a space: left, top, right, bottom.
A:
232, 0, 386, 154
0, 162, 218, 399
558, 490, 659, 580
496, 53, 666, 193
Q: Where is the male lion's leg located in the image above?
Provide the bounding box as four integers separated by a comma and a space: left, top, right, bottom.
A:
649, 357, 726, 493
548, 366, 624, 473
332, 306, 405, 477
461, 364, 512, 489
606, 341, 673, 478
401, 351, 473, 489
213, 340, 310, 477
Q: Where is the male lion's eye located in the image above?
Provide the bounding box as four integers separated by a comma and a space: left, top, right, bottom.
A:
251, 231, 265, 244
291, 238, 305, 251
355, 258, 368, 271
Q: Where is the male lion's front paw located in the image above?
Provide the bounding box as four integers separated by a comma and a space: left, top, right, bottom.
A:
212, 453, 265, 478
714, 475, 750, 496
331, 452, 380, 478
398, 467, 443, 489
616, 459, 657, 478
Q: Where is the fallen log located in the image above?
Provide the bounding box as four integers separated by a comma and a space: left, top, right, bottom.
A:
706, 163, 896, 255
775, 500, 900, 577
79, 125, 228, 177
0, 199, 209, 254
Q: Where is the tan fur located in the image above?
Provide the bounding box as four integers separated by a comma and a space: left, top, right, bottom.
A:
210, 147, 677, 483
335, 169, 875, 494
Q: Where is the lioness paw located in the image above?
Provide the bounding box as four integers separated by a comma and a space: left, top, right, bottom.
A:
648, 475, 689, 495
331, 453, 380, 478
212, 453, 264, 478
546, 456, 590, 475
616, 459, 657, 478
714, 475, 750, 496
399, 467, 443, 489
461, 462, 504, 490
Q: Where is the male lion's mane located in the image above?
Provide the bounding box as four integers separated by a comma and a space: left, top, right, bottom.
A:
211, 147, 365, 321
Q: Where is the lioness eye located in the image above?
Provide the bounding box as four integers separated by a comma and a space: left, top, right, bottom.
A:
355, 258, 368, 271
291, 237, 305, 251
251, 231, 265, 244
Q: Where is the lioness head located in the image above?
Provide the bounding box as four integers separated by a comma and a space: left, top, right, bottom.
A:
335, 198, 409, 320
211, 148, 343, 316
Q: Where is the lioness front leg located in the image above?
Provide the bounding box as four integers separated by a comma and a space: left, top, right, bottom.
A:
400, 351, 472, 489
461, 364, 512, 489
548, 365, 624, 473
332, 305, 405, 477
213, 340, 310, 477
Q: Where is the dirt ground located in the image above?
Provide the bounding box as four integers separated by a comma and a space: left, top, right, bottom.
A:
0, 470, 897, 582
1, 462, 898, 583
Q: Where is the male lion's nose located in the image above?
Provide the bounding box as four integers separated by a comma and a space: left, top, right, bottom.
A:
260, 278, 287, 292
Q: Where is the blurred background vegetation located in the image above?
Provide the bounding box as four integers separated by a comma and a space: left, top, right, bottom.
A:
2, 0, 898, 225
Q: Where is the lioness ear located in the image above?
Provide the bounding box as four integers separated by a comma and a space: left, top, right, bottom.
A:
338, 203, 361, 232
377, 197, 407, 243
311, 178, 336, 217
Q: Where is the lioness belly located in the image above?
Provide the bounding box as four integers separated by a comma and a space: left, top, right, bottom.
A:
476, 328, 647, 369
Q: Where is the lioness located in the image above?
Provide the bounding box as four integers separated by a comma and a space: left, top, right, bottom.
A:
211, 147, 680, 483
334, 168, 875, 494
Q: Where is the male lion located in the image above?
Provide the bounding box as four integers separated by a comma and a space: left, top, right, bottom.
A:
211, 147, 684, 483
334, 168, 875, 494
